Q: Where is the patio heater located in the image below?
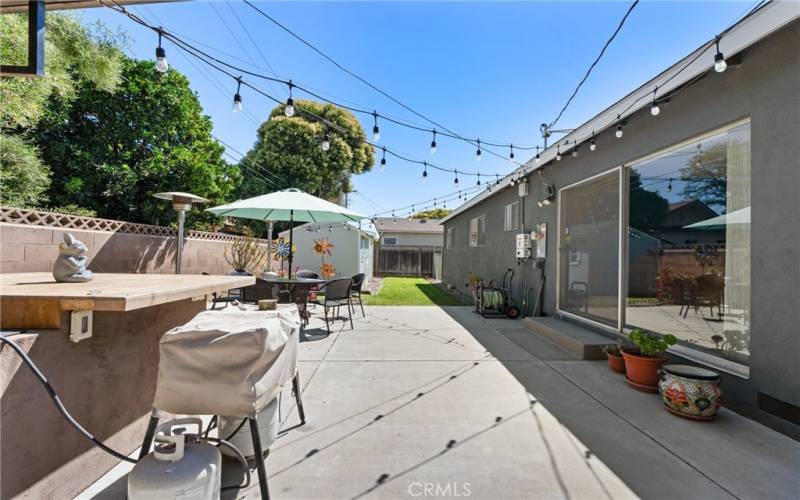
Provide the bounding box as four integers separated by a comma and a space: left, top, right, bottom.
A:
153, 192, 209, 274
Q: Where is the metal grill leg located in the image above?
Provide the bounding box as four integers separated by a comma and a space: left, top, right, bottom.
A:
249, 417, 271, 500
292, 373, 306, 426
138, 413, 160, 460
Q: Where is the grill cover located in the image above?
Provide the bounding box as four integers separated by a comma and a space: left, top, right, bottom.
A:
152, 305, 300, 417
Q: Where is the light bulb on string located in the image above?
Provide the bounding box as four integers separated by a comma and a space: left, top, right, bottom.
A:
476, 173, 481, 186
667, 179, 673, 192
476, 139, 482, 161
434, 198, 437, 207
556, 145, 561, 161
615, 116, 624, 138
496, 174, 500, 186
453, 170, 459, 187
372, 111, 380, 142
571, 142, 578, 158
284, 80, 295, 117
430, 130, 437, 155
650, 88, 660, 116
714, 37, 727, 73
154, 29, 169, 73
380, 146, 386, 172
232, 77, 243, 113
535, 148, 541, 164
509, 144, 515, 161
321, 133, 331, 151
422, 162, 428, 182
590, 131, 597, 152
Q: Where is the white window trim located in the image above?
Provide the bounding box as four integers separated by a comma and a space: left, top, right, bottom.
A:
382, 236, 398, 245
446, 227, 454, 248
504, 201, 520, 232
469, 215, 485, 247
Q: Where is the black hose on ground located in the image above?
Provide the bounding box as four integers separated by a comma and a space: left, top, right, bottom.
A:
0, 333, 138, 464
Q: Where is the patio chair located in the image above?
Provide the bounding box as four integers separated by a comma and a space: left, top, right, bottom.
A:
296, 269, 322, 279
350, 273, 366, 317
241, 278, 281, 304
282, 282, 317, 327
204, 271, 243, 309
319, 277, 354, 334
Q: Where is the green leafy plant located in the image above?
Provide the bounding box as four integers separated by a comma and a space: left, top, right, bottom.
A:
602, 339, 626, 357
628, 329, 677, 357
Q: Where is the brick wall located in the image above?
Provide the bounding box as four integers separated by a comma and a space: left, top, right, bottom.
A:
0, 222, 266, 275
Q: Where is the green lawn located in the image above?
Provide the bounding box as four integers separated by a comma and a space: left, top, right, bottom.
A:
365, 277, 463, 306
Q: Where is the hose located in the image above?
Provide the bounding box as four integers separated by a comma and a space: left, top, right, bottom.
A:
2, 332, 254, 491
204, 437, 252, 491
0, 333, 137, 464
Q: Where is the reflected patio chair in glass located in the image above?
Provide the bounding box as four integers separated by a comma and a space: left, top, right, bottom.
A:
319, 277, 354, 334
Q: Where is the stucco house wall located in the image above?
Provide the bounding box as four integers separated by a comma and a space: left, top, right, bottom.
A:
379, 231, 443, 247
442, 20, 800, 437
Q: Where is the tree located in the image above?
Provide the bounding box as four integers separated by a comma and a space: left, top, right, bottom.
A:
680, 143, 729, 210
411, 208, 451, 219
239, 99, 374, 202
0, 12, 123, 207
628, 170, 669, 231
0, 135, 50, 207
33, 58, 240, 226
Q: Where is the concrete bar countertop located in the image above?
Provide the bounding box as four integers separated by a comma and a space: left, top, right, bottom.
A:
0, 272, 254, 329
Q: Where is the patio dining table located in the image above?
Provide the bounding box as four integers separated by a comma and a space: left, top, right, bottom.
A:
246, 277, 328, 327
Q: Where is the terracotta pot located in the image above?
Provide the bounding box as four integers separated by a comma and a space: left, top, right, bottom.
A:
658, 364, 722, 420
621, 348, 667, 392
606, 353, 626, 374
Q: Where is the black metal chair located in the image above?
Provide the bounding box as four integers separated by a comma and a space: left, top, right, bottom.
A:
296, 269, 322, 279
350, 273, 366, 317
204, 271, 243, 309
319, 277, 354, 334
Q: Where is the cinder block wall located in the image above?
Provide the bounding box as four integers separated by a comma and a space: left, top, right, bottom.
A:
0, 222, 267, 275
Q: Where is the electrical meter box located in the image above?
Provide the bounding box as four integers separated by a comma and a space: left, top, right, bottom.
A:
516, 233, 532, 259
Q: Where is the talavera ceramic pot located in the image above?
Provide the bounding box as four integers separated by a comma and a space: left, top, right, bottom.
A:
658, 364, 722, 420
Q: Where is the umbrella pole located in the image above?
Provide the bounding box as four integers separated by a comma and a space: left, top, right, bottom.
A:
266, 221, 273, 273
288, 209, 294, 277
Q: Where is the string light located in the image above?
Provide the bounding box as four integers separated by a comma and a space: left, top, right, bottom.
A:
496, 174, 500, 186
590, 131, 597, 151
154, 29, 169, 73
650, 88, 660, 116
430, 130, 437, 155
667, 178, 673, 192
321, 132, 331, 151
476, 139, 482, 161
571, 142, 578, 157
556, 145, 562, 161
422, 162, 428, 182
372, 111, 381, 142
284, 80, 295, 117
232, 77, 243, 113
453, 170, 459, 187
535, 148, 541, 164
615, 115, 624, 138
476, 173, 481, 186
380, 146, 386, 171
509, 144, 515, 161
714, 37, 727, 73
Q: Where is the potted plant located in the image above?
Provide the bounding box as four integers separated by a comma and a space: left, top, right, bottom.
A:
621, 329, 677, 392
602, 339, 627, 374
224, 235, 268, 275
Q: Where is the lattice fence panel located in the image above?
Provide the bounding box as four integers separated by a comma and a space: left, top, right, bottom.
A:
0, 207, 268, 244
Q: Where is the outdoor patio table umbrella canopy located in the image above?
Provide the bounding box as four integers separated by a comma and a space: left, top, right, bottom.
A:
206, 188, 365, 273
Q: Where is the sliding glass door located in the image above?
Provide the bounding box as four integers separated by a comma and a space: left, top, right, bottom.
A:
558, 169, 621, 328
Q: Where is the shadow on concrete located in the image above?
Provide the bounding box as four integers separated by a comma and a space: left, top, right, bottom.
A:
413, 282, 463, 306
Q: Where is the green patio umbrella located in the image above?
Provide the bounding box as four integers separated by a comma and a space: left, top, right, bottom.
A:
207, 188, 365, 273
683, 206, 750, 230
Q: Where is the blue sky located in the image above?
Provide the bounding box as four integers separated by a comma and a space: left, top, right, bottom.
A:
80, 1, 755, 218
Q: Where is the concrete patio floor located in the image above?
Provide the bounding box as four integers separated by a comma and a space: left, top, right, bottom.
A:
81, 306, 799, 500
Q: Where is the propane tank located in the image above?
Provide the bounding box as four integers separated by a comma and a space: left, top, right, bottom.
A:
128, 418, 222, 500
218, 398, 279, 459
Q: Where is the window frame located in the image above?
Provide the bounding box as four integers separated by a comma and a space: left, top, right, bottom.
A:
446, 227, 454, 248
469, 215, 486, 247
382, 236, 398, 246
504, 201, 520, 232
